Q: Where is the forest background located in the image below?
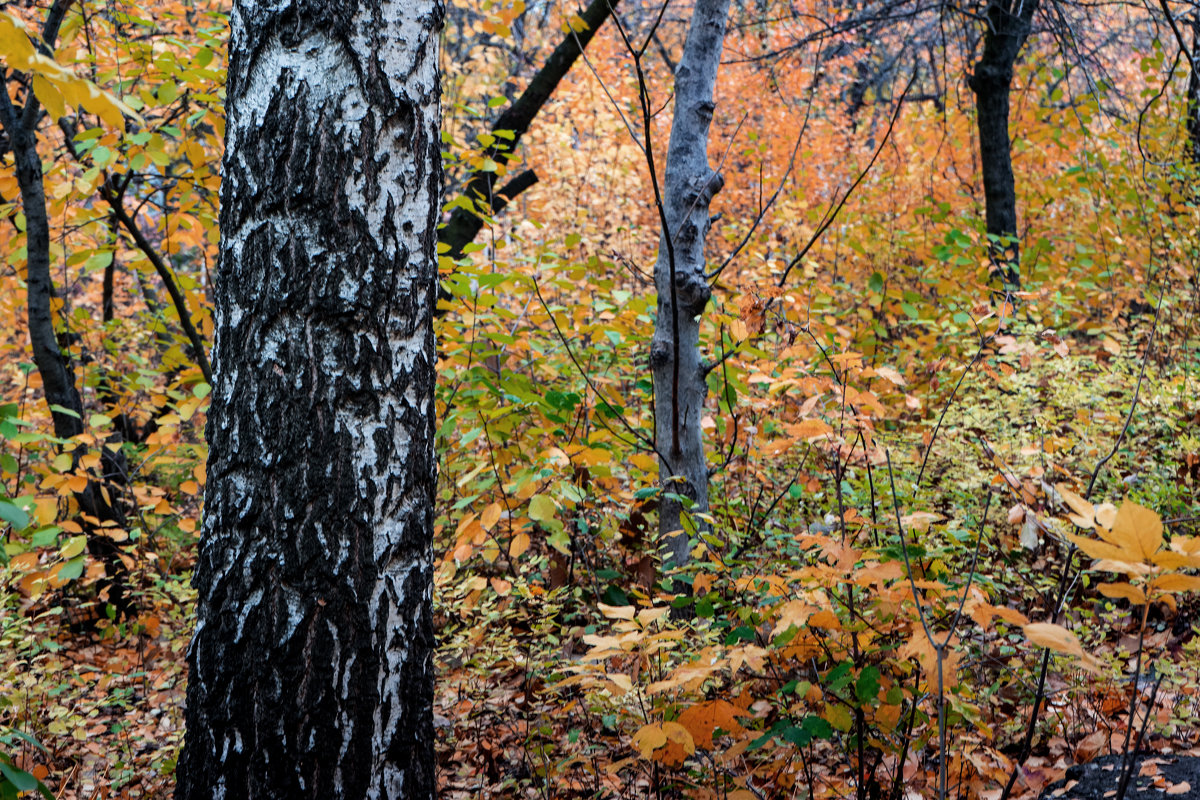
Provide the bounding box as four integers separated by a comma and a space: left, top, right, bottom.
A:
1, 0, 1199, 797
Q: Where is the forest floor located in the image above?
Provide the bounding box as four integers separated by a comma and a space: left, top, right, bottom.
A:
2, 315, 1200, 799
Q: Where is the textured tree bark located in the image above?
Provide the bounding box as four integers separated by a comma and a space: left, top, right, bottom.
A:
0, 0, 82, 441
1187, 15, 1200, 165
651, 0, 731, 567
175, 0, 441, 798
967, 0, 1039, 293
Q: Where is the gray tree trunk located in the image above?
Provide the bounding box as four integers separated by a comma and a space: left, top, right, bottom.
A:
175, 0, 442, 798
651, 0, 731, 567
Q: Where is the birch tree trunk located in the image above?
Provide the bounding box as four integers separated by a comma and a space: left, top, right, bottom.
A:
176, 0, 441, 797
651, 0, 731, 566
968, 0, 1039, 293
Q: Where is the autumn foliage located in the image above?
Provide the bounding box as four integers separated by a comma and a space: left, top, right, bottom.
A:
2, 0, 1200, 797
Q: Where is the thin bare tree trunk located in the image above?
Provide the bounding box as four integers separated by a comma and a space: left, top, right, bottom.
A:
652, 0, 732, 567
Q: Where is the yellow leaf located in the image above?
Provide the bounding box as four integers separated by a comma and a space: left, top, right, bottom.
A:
98, 527, 129, 542
655, 722, 694, 766
1152, 551, 1200, 570
9, 552, 40, 571
630, 453, 656, 472
0, 14, 36, 65
900, 511, 941, 533
809, 609, 841, 629
34, 498, 56, 526
632, 723, 667, 757
1094, 503, 1118, 530
31, 74, 64, 119
788, 419, 832, 440
1097, 582, 1146, 605
1092, 559, 1151, 577
607, 674, 632, 694
636, 606, 669, 626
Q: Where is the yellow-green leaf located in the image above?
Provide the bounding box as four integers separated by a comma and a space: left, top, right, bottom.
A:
60, 535, 87, 559
529, 494, 556, 522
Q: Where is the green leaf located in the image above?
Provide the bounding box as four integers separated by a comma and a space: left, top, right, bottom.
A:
0, 499, 29, 530
30, 526, 60, 547
57, 555, 85, 582
546, 528, 571, 555
855, 666, 881, 704
0, 760, 37, 792
802, 715, 833, 739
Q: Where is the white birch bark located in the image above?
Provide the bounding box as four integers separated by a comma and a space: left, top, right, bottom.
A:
177, 1, 442, 797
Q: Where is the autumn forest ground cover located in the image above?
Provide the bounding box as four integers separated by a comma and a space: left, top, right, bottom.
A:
2, 0, 1200, 797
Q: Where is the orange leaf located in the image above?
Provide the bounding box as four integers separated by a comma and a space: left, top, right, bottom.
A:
1057, 486, 1094, 528
809, 609, 842, 630
677, 700, 748, 748
480, 502, 502, 530
1023, 622, 1101, 672
9, 552, 40, 571
1151, 574, 1200, 594
1109, 502, 1162, 560
1097, 582, 1147, 605
1066, 531, 1138, 564
508, 532, 530, 558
